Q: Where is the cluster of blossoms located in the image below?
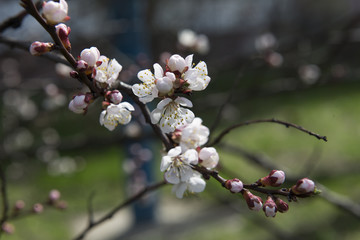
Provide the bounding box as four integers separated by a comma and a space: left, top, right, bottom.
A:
161, 118, 219, 198
132, 54, 210, 133
26, 0, 320, 217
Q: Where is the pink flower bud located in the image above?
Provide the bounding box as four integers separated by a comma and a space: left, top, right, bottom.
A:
1, 222, 15, 234
242, 189, 263, 211
275, 198, 289, 213
42, 0, 70, 25
108, 90, 123, 104
76, 60, 88, 71
225, 178, 243, 193
55, 23, 71, 50
14, 200, 25, 211
291, 178, 315, 195
167, 54, 187, 73
70, 71, 79, 79
33, 203, 44, 214
199, 147, 219, 169
263, 196, 277, 217
56, 200, 68, 210
29, 41, 54, 56
49, 189, 61, 202
68, 93, 93, 114
80, 47, 100, 67
258, 170, 285, 187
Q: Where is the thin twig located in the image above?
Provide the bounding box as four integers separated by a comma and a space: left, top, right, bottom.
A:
73, 180, 167, 240
87, 191, 96, 226
209, 72, 241, 133
0, 164, 9, 233
208, 118, 328, 147
118, 82, 174, 151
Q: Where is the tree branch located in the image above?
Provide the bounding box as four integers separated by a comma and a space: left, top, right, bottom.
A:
73, 180, 167, 240
208, 118, 328, 147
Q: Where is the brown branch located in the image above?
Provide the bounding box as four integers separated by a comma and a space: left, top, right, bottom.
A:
20, 0, 101, 96
118, 82, 174, 151
0, 164, 9, 236
73, 180, 167, 240
208, 118, 328, 147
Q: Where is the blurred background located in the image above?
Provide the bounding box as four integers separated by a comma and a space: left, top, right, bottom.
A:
1, 0, 360, 239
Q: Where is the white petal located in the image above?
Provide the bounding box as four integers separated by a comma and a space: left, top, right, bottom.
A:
165, 168, 180, 184
179, 165, 194, 182
157, 98, 172, 109
188, 176, 206, 193
118, 102, 135, 111
183, 149, 198, 165
153, 63, 164, 79
168, 146, 182, 157
185, 54, 194, 68
150, 108, 163, 124
175, 97, 193, 107
137, 69, 155, 83
160, 156, 172, 172
172, 183, 187, 199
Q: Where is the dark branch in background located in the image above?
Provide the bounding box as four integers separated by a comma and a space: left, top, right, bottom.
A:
0, 164, 9, 237
73, 180, 167, 240
0, 36, 70, 66
0, 1, 41, 33
208, 118, 328, 147
209, 72, 241, 133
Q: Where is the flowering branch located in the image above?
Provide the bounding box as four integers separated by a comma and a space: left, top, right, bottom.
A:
73, 180, 167, 240
208, 118, 328, 147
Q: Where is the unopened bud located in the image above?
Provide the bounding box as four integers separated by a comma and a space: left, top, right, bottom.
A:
291, 178, 315, 195
199, 147, 219, 169
33, 203, 44, 214
68, 93, 93, 114
80, 47, 100, 67
263, 196, 277, 217
56, 200, 68, 210
257, 170, 285, 187
242, 189, 263, 211
48, 189, 61, 202
76, 60, 88, 71
14, 200, 25, 211
42, 0, 70, 25
107, 90, 123, 104
55, 23, 71, 50
225, 178, 243, 193
275, 198, 289, 213
29, 41, 54, 56
69, 71, 79, 79
1, 222, 15, 234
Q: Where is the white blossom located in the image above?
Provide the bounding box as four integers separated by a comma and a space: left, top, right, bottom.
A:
160, 146, 198, 185
99, 102, 134, 131
183, 55, 211, 91
80, 47, 100, 67
199, 147, 219, 169
172, 172, 206, 199
93, 56, 122, 87
132, 63, 163, 103
42, 0, 69, 25
168, 54, 190, 73
151, 97, 195, 134
179, 117, 209, 151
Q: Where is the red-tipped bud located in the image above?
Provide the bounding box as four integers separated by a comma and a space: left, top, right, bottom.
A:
225, 178, 244, 193
258, 170, 285, 187
69, 71, 79, 79
48, 189, 61, 202
242, 189, 263, 211
32, 203, 44, 214
68, 93, 93, 114
107, 90, 123, 104
263, 196, 277, 217
29, 41, 54, 56
55, 23, 71, 50
14, 200, 25, 211
291, 178, 315, 195
76, 60, 88, 71
56, 200, 68, 210
1, 222, 15, 234
275, 198, 289, 213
